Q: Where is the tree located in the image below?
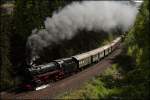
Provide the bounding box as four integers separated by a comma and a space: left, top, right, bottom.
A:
11, 0, 68, 66
123, 0, 150, 99
0, 15, 14, 91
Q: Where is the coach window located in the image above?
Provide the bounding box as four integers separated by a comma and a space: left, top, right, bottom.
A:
80, 61, 82, 65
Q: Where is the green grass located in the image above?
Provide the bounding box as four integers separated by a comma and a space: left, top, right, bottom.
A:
58, 64, 123, 99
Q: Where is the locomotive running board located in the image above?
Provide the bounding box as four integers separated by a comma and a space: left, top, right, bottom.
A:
35, 84, 50, 91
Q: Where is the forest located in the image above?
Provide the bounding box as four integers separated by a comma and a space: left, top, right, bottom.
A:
0, 0, 149, 99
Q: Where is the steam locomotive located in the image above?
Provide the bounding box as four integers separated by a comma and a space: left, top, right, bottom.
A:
21, 35, 124, 90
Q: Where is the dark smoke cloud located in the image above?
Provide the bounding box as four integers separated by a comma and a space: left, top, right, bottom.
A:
27, 1, 139, 60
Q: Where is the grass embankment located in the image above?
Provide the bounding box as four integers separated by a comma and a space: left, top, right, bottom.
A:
62, 65, 121, 99
57, 50, 136, 99
58, 64, 122, 99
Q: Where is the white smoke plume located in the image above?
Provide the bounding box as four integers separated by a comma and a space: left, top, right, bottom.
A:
27, 1, 139, 60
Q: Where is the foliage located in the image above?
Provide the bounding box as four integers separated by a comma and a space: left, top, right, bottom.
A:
123, 0, 150, 99
60, 65, 123, 99
11, 0, 52, 66
126, 0, 149, 66
0, 14, 14, 91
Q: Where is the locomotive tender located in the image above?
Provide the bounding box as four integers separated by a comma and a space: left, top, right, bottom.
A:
21, 36, 122, 90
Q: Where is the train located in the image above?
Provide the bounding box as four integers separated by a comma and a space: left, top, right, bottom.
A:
20, 35, 124, 90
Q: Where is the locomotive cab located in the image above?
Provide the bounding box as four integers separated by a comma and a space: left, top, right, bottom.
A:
54, 58, 78, 74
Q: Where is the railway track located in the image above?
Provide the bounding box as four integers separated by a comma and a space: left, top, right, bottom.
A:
0, 43, 123, 99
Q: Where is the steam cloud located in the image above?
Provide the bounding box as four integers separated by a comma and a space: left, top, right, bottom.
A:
27, 1, 139, 60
